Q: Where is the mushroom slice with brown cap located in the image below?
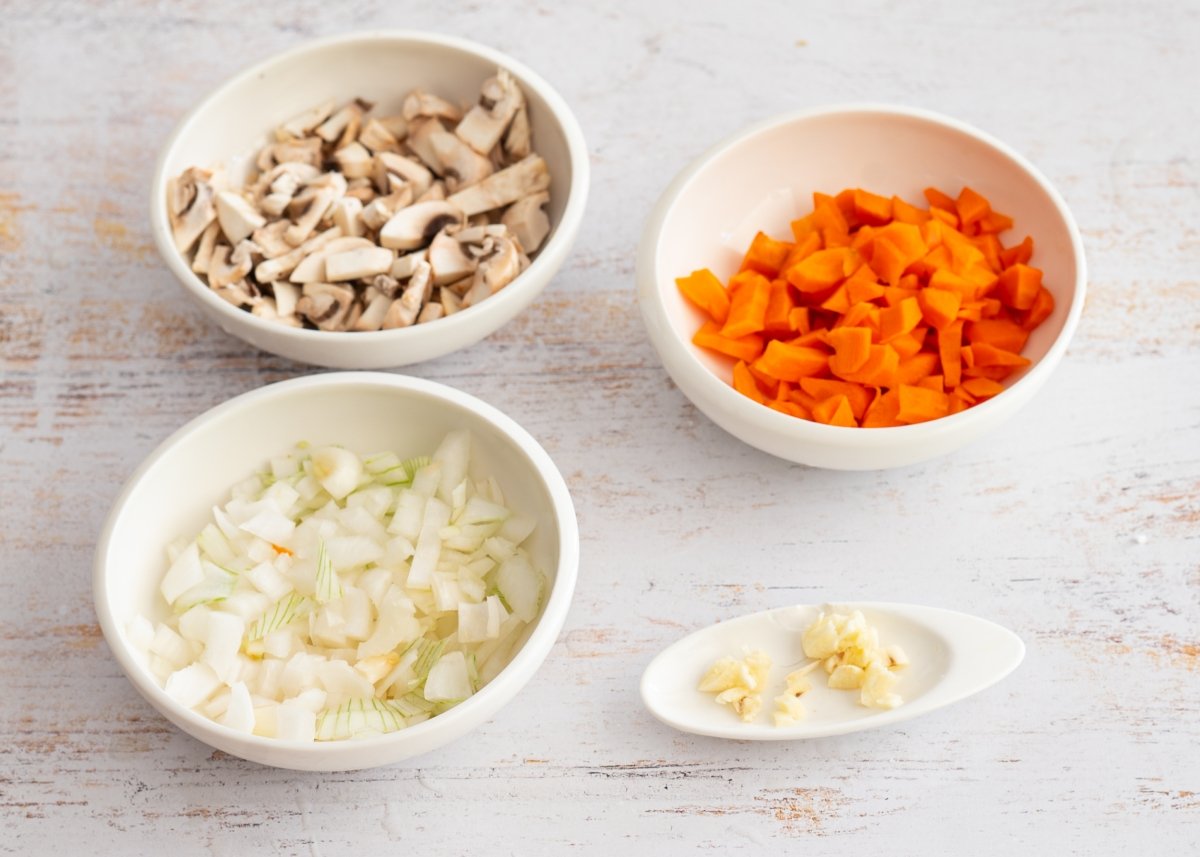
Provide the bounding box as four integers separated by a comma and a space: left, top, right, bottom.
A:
289, 236, 375, 283
406, 117, 448, 174
297, 282, 356, 330
257, 137, 323, 171
208, 240, 259, 289
277, 100, 334, 141
255, 226, 342, 283
325, 246, 394, 282
382, 261, 433, 329
215, 191, 266, 246
316, 100, 371, 144
252, 296, 302, 327
361, 185, 414, 232
252, 220, 293, 259
352, 290, 394, 332
455, 69, 524, 156
446, 155, 549, 216
462, 234, 521, 307
168, 167, 216, 253
251, 162, 320, 202
285, 186, 337, 246
379, 201, 465, 250
374, 152, 433, 197
501, 191, 551, 254
430, 132, 493, 193
213, 279, 260, 308
402, 90, 463, 123
503, 104, 531, 162
428, 229, 478, 286
191, 221, 220, 274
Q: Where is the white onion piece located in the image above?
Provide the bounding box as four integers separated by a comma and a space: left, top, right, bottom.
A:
310, 446, 363, 500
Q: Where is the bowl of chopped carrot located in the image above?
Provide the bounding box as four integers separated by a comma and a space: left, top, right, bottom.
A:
636, 104, 1086, 470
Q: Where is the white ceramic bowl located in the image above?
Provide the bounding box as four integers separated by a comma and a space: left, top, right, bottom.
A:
151, 31, 589, 369
637, 104, 1086, 470
93, 373, 579, 770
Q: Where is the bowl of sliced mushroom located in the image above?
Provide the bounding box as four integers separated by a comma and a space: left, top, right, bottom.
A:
152, 31, 588, 368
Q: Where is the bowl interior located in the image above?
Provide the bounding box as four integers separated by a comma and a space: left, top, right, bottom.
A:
159, 34, 573, 278
101, 379, 564, 669
653, 109, 1080, 388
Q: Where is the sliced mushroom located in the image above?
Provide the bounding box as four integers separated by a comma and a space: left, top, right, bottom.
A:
402, 90, 462, 123
252, 220, 294, 258
191, 221, 221, 274
371, 273, 402, 298
297, 282, 356, 330
256, 137, 323, 171
352, 291, 394, 331
440, 288, 462, 315
213, 279, 260, 308
215, 191, 266, 245
361, 185, 414, 232
284, 186, 337, 246
375, 114, 408, 141
208, 240, 258, 289
251, 162, 320, 201
416, 302, 445, 324
462, 235, 521, 307
315, 100, 370, 144
416, 180, 447, 203
430, 131, 493, 192
427, 229, 478, 285
345, 177, 378, 204
455, 70, 523, 155
379, 201, 465, 250
500, 191, 551, 254
325, 246, 394, 281
168, 167, 216, 253
358, 118, 401, 154
277, 100, 334, 140
289, 236, 376, 283
389, 250, 426, 281
503, 104, 531, 162
375, 151, 433, 198
255, 226, 342, 283
334, 142, 374, 179
382, 261, 433, 329
405, 117, 448, 174
332, 196, 364, 238
271, 281, 300, 318
446, 155, 549, 216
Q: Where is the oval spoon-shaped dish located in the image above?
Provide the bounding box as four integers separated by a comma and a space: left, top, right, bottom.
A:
640, 602, 1024, 740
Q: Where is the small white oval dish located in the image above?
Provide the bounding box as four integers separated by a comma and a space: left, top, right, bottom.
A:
640, 602, 1024, 741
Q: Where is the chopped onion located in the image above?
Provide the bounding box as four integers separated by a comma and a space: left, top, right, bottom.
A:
133, 434, 546, 741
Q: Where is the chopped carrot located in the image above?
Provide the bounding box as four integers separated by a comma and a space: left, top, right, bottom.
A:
753, 340, 828, 382
811, 394, 857, 427
676, 269, 730, 324
683, 185, 1053, 428
693, 320, 764, 363
721, 271, 771, 338
740, 232, 793, 278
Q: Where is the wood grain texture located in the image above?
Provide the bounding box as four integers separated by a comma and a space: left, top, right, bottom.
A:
1, 0, 1198, 853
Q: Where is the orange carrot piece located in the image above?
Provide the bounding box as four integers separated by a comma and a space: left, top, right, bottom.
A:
939, 320, 964, 388
769, 400, 812, 419
892, 352, 939, 386
853, 189, 893, 226
969, 342, 1031, 368
880, 286, 921, 307
876, 222, 927, 262
844, 265, 886, 304
827, 327, 873, 374
963, 365, 1016, 381
820, 284, 852, 314
693, 320, 765, 362
800, 378, 875, 420
790, 214, 817, 243
996, 263, 1043, 310
861, 389, 903, 427
740, 232, 793, 278
763, 280, 796, 334
868, 238, 908, 286
924, 187, 958, 211
889, 330, 926, 360
732, 360, 766, 403
786, 247, 851, 293
961, 377, 1006, 399
955, 186, 991, 227
746, 361, 781, 398
879, 297, 922, 342
974, 234, 1004, 273
788, 388, 820, 412
916, 374, 945, 393
966, 317, 1029, 353
1021, 286, 1055, 330
896, 384, 950, 423
788, 306, 811, 334
753, 340, 829, 381
930, 206, 960, 229
788, 329, 830, 349
782, 231, 822, 271
721, 271, 771, 337
978, 210, 1014, 235
837, 301, 877, 332
891, 195, 930, 225
917, 287, 961, 331
834, 344, 898, 386
928, 268, 977, 301
676, 269, 730, 324
811, 394, 857, 427
1000, 236, 1034, 268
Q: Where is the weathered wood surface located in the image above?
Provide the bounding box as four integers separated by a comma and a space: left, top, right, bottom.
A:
1, 0, 1198, 853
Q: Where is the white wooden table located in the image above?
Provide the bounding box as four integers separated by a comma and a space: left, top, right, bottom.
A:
2, 1, 1198, 852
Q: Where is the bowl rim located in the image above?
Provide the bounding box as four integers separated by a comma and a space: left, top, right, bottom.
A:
92, 371, 580, 758
150, 29, 589, 347
636, 102, 1087, 446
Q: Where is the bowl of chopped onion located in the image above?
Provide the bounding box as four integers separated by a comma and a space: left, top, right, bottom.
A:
93, 373, 578, 770
150, 30, 589, 368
